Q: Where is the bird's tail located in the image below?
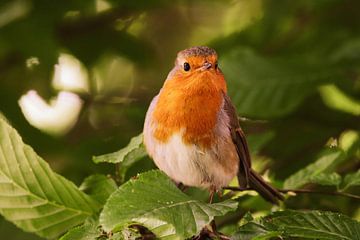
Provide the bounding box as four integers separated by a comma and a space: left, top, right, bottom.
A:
248, 169, 284, 204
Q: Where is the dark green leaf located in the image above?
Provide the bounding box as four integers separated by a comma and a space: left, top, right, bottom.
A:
284, 148, 345, 189
60, 216, 102, 240
231, 222, 280, 240
246, 131, 275, 155
80, 175, 118, 205
263, 210, 360, 240
309, 172, 342, 187
233, 210, 360, 240
222, 47, 341, 118
61, 216, 141, 240
100, 170, 238, 239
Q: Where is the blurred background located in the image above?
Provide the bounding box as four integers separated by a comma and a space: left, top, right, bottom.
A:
0, 0, 359, 239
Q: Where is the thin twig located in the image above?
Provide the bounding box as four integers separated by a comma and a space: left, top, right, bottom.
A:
280, 188, 360, 200
223, 186, 360, 200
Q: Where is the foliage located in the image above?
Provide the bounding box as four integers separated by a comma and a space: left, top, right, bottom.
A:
100, 170, 238, 239
0, 118, 100, 239
93, 134, 147, 183
79, 174, 117, 205
233, 210, 360, 240
0, 0, 359, 239
283, 148, 345, 189
342, 170, 360, 191
0, 118, 359, 239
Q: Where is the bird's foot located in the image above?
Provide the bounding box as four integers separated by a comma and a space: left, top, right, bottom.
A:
176, 182, 188, 192
192, 220, 230, 240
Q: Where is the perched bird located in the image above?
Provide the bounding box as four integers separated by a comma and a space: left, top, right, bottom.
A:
143, 46, 283, 204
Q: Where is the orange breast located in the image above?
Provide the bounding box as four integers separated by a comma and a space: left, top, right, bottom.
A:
153, 70, 227, 148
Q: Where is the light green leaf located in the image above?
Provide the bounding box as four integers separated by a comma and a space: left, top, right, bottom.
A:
319, 84, 360, 116
339, 130, 360, 155
100, 170, 238, 239
0, 118, 100, 239
309, 172, 342, 187
284, 148, 345, 189
79, 174, 118, 205
233, 210, 360, 240
341, 169, 360, 191
222, 47, 340, 118
93, 133, 146, 164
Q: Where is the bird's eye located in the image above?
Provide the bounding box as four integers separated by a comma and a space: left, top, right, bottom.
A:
183, 62, 190, 71
215, 62, 218, 69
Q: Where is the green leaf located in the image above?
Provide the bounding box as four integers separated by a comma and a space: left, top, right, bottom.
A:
60, 216, 102, 240
93, 134, 148, 183
100, 170, 238, 239
233, 210, 360, 240
264, 210, 360, 240
93, 133, 146, 164
231, 222, 280, 240
309, 172, 342, 187
79, 174, 118, 205
284, 148, 345, 189
221, 47, 341, 118
339, 130, 360, 155
319, 84, 360, 116
61, 216, 141, 240
246, 131, 275, 155
341, 169, 360, 191
0, 118, 100, 239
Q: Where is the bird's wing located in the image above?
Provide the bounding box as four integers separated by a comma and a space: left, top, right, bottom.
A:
222, 92, 251, 188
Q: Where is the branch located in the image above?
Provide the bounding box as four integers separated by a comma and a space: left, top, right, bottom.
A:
223, 186, 360, 200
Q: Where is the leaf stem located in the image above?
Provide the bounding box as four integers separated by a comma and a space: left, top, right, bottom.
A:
223, 186, 360, 200
114, 163, 122, 185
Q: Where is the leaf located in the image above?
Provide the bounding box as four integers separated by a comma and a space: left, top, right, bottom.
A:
284, 148, 345, 189
60, 216, 101, 240
319, 84, 360, 116
93, 133, 146, 164
330, 38, 360, 62
100, 170, 238, 239
309, 172, 342, 187
0, 118, 100, 239
339, 130, 360, 155
233, 210, 360, 240
341, 169, 360, 191
246, 131, 275, 155
231, 222, 280, 240
61, 216, 141, 240
93, 133, 148, 183
221, 47, 341, 118
79, 174, 118, 205
264, 210, 360, 240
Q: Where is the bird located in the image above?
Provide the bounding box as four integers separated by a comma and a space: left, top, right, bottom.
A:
143, 46, 283, 204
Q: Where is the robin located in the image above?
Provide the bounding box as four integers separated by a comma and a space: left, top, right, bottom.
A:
143, 46, 283, 204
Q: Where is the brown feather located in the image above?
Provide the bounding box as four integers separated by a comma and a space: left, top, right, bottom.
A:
222, 92, 284, 204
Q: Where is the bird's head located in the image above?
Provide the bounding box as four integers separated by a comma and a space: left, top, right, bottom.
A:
163, 46, 227, 92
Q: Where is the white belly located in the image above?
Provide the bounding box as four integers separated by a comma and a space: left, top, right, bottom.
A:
145, 132, 238, 189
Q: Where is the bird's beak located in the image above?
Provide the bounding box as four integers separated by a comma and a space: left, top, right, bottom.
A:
201, 62, 212, 71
